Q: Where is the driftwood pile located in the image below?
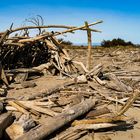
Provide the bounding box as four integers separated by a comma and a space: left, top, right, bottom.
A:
0, 20, 103, 85
0, 19, 102, 70
0, 20, 140, 140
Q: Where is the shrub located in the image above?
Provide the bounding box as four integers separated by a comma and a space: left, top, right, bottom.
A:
101, 38, 134, 47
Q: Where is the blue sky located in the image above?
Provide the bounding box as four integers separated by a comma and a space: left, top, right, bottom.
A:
0, 0, 140, 44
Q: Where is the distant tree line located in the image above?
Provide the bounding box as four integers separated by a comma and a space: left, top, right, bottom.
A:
101, 38, 135, 47
58, 38, 139, 48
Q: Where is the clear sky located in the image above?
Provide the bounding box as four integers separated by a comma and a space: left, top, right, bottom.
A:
0, 0, 140, 44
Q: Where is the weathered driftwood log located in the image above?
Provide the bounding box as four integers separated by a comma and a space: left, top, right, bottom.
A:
105, 73, 133, 92
88, 81, 127, 105
6, 115, 36, 140
28, 76, 87, 100
0, 112, 14, 138
5, 62, 52, 74
17, 98, 96, 140
5, 63, 53, 83
5, 68, 39, 73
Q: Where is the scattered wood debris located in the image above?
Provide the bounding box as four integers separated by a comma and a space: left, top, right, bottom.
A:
0, 19, 140, 140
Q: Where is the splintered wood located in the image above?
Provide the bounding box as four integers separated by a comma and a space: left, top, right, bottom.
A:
0, 19, 140, 140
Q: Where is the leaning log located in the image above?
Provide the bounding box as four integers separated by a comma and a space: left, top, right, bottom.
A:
17, 98, 96, 140
18, 20, 103, 43
117, 90, 140, 116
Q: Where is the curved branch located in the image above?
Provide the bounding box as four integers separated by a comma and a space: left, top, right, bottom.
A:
0, 20, 102, 35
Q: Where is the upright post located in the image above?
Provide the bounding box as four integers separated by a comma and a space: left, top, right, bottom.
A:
85, 21, 92, 71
